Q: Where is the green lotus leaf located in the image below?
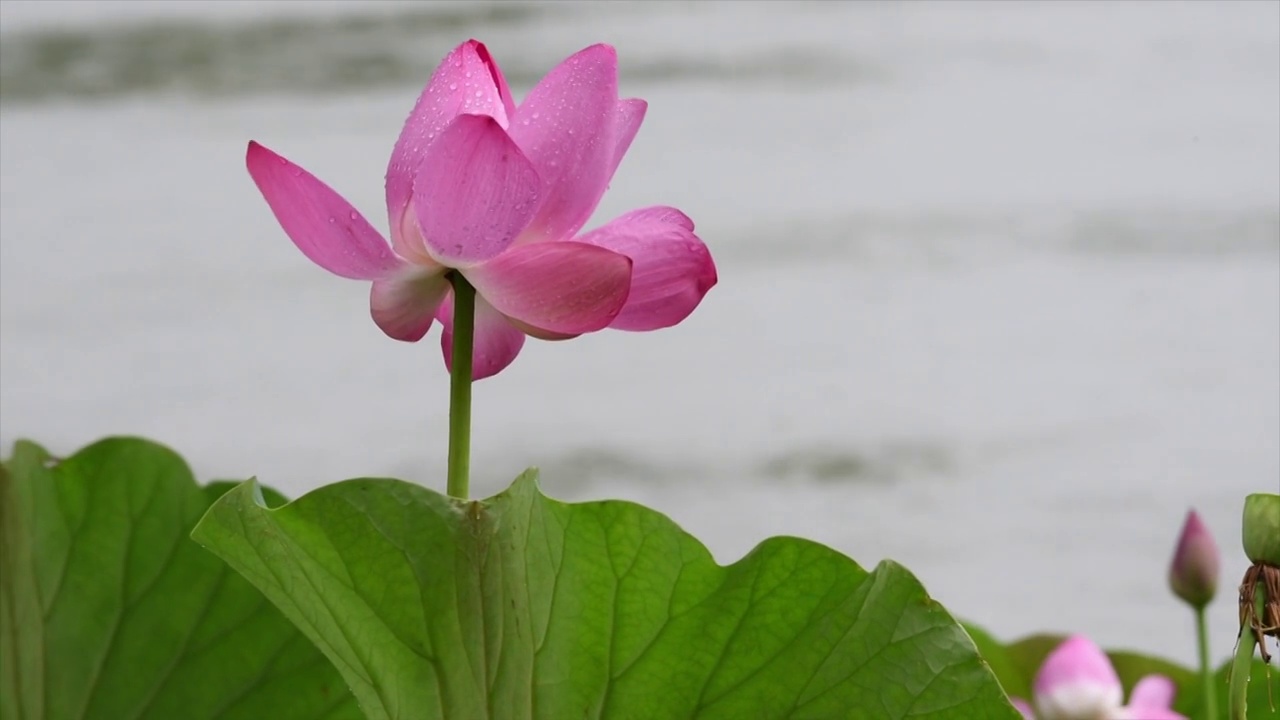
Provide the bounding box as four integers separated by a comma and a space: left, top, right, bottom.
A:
193, 469, 1020, 719
0, 437, 359, 720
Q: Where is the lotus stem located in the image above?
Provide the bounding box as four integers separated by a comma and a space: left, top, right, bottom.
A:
446, 272, 475, 499
1196, 603, 1218, 720
1230, 563, 1278, 720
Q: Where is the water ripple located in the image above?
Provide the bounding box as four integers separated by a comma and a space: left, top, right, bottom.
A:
0, 5, 874, 105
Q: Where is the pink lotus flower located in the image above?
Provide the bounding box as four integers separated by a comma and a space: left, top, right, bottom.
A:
247, 40, 716, 379
1011, 697, 1036, 719
1011, 635, 1186, 720
1168, 509, 1220, 609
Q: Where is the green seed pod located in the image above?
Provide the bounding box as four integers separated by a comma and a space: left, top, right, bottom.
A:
1241, 493, 1280, 566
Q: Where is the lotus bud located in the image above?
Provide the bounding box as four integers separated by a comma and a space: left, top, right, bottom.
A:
1168, 509, 1220, 609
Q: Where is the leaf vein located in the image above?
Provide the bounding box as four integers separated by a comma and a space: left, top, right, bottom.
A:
127, 567, 232, 719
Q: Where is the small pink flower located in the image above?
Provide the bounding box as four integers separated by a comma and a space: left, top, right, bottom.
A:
1012, 635, 1186, 720
247, 40, 716, 379
1168, 509, 1220, 609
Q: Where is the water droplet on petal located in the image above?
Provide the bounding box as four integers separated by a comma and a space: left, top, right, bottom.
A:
449, 82, 458, 91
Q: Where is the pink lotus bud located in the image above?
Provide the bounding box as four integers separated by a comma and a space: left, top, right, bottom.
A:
1168, 509, 1220, 609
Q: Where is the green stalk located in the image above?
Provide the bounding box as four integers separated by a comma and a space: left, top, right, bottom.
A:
1195, 604, 1218, 720
446, 273, 475, 499
1228, 581, 1266, 720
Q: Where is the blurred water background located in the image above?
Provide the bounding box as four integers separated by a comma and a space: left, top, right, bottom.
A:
2, 0, 1277, 669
